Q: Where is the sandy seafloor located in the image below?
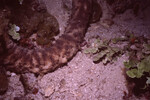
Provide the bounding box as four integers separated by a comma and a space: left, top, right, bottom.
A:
0, 0, 150, 100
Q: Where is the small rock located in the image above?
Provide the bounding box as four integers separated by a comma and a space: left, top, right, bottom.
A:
130, 45, 139, 50
32, 88, 39, 95
44, 86, 55, 97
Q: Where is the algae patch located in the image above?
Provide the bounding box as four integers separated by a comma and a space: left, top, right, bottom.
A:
8, 24, 20, 41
